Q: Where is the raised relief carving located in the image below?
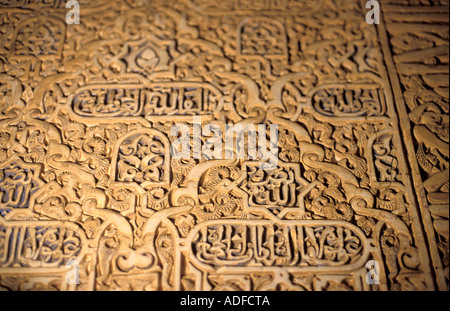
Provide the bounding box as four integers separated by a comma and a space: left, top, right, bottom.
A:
0, 0, 447, 291
383, 1, 449, 290
71, 83, 223, 118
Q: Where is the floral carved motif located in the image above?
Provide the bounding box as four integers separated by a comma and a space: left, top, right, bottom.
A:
0, 0, 447, 291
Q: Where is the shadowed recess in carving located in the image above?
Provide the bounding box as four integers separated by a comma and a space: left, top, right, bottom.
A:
0, 0, 447, 292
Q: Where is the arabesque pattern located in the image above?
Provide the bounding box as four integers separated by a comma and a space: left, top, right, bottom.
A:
0, 0, 448, 291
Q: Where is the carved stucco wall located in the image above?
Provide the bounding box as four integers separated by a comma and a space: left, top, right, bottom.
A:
0, 0, 448, 291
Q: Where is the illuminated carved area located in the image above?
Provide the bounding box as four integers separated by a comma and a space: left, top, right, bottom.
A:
0, 0, 448, 291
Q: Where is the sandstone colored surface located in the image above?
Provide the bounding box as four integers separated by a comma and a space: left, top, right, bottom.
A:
0, 0, 448, 291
